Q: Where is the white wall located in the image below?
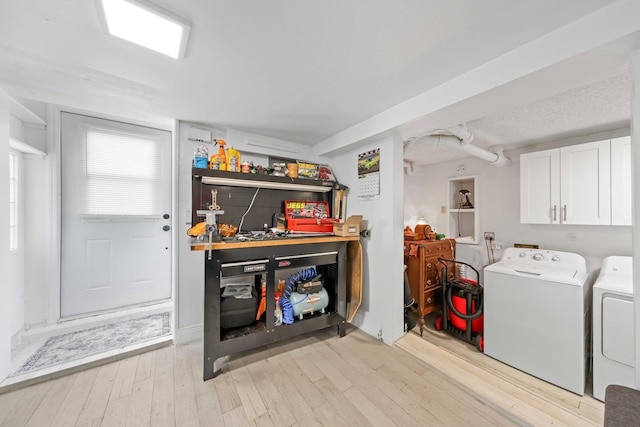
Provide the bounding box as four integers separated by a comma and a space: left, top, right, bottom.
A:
404, 129, 633, 277
631, 49, 640, 389
175, 123, 207, 343
5, 97, 49, 345
319, 137, 405, 345
8, 149, 24, 345
20, 103, 50, 329
0, 89, 11, 378
22, 154, 51, 327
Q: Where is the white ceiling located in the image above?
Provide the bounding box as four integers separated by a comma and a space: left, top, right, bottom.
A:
403, 70, 632, 165
1, 0, 638, 165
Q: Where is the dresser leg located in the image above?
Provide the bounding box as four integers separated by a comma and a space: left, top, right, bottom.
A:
419, 316, 425, 336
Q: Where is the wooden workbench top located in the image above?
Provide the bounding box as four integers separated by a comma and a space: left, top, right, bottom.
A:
190, 235, 359, 251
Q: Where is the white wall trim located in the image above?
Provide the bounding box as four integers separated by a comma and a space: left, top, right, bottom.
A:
630, 49, 640, 389
171, 119, 180, 346
47, 104, 61, 325
175, 323, 202, 345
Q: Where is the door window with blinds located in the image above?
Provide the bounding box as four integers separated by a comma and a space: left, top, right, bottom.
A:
75, 122, 169, 217
60, 112, 172, 317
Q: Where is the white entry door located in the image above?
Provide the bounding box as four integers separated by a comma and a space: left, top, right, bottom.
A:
60, 112, 172, 317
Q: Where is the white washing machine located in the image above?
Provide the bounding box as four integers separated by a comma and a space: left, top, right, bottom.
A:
592, 256, 635, 401
484, 248, 590, 395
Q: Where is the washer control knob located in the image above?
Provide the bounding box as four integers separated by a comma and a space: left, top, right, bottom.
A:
519, 252, 527, 258
533, 253, 544, 261
551, 255, 561, 262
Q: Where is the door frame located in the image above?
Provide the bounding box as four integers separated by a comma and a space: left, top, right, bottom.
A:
47, 106, 177, 327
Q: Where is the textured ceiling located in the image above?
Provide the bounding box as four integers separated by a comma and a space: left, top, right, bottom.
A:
470, 72, 631, 148
403, 71, 632, 166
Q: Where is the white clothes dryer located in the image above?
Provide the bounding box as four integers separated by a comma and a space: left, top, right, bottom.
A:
484, 248, 590, 395
592, 256, 635, 401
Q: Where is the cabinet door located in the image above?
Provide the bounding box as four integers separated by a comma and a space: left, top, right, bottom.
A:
560, 140, 610, 225
611, 136, 632, 226
520, 149, 560, 224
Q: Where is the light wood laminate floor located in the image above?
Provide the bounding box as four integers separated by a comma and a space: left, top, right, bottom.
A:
0, 323, 603, 426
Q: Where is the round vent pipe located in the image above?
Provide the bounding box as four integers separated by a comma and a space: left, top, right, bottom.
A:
408, 123, 511, 167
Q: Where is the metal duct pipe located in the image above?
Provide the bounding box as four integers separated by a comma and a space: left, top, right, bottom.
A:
429, 124, 474, 145
436, 136, 511, 166
423, 124, 512, 167
404, 159, 415, 175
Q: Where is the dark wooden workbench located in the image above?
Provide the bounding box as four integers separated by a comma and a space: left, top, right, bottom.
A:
192, 236, 359, 380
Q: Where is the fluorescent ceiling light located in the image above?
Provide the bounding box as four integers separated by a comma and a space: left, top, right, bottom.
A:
98, 0, 190, 59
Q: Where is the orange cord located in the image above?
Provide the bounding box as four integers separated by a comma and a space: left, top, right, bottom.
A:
256, 283, 266, 320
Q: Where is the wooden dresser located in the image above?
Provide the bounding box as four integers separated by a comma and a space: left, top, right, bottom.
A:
404, 238, 456, 335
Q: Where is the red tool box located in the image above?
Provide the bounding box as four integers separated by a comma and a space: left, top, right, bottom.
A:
284, 200, 338, 232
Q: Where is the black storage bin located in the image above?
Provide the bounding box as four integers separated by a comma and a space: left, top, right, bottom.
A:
220, 286, 258, 329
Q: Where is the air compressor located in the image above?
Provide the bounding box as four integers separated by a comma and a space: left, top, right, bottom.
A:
289, 287, 329, 320
280, 267, 330, 323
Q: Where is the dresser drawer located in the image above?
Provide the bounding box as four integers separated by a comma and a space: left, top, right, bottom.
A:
421, 288, 441, 315
422, 244, 441, 255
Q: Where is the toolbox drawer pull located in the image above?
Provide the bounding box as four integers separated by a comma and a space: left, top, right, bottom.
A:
221, 259, 269, 268
275, 251, 337, 260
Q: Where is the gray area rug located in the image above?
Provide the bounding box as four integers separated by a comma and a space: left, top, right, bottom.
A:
12, 312, 171, 376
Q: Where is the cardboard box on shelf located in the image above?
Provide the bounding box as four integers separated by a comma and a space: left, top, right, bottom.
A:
333, 215, 363, 237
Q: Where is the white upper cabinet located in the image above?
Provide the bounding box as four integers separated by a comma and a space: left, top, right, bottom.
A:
611, 136, 632, 226
520, 148, 560, 224
560, 140, 610, 225
521, 138, 629, 226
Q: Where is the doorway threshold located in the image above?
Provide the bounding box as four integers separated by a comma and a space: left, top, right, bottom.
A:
1, 302, 173, 393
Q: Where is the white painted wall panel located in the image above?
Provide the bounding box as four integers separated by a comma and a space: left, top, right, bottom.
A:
0, 89, 12, 378
319, 137, 404, 345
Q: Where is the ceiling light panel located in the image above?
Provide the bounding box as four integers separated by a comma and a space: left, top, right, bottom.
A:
98, 0, 190, 59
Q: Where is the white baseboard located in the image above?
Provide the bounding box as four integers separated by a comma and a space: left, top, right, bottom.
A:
175, 323, 202, 345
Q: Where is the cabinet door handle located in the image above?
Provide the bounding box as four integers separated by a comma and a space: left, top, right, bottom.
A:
563, 204, 567, 222
553, 205, 557, 221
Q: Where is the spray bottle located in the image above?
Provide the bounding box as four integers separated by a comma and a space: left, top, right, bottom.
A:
227, 146, 241, 172
210, 139, 227, 170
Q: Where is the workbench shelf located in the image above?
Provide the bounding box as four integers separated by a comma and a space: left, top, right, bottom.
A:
192, 168, 336, 230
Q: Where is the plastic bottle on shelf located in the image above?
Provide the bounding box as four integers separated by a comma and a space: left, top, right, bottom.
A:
227, 147, 241, 172
194, 145, 209, 168
274, 292, 283, 326
210, 139, 227, 170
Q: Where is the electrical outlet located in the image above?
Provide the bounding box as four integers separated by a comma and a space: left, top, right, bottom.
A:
484, 232, 495, 240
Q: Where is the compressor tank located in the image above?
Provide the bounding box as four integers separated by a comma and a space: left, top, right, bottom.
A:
289, 288, 329, 319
